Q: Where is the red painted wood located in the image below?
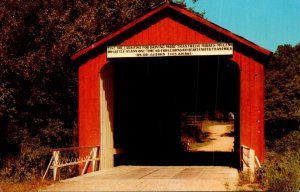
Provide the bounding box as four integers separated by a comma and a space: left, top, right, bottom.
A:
71, 3, 271, 60
121, 17, 218, 46
259, 64, 265, 161
249, 58, 256, 150
239, 55, 251, 148
231, 52, 266, 161
74, 3, 270, 164
252, 61, 265, 161
78, 54, 107, 147
255, 61, 261, 159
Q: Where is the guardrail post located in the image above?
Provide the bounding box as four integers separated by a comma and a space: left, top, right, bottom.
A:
92, 147, 99, 172
241, 145, 256, 182
53, 150, 60, 181
248, 149, 255, 173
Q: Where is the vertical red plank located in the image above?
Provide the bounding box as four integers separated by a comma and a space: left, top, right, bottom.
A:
166, 18, 173, 43
252, 60, 257, 154
158, 18, 167, 44
256, 63, 265, 161
78, 54, 106, 148
240, 54, 251, 148
260, 64, 265, 161
186, 25, 194, 43
248, 58, 255, 150
177, 18, 184, 43
250, 60, 265, 161
147, 21, 155, 44
191, 26, 198, 43
78, 66, 85, 146
156, 19, 163, 44
140, 23, 148, 45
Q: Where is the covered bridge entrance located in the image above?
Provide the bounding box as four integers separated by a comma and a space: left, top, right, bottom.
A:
111, 56, 240, 167
72, 2, 271, 170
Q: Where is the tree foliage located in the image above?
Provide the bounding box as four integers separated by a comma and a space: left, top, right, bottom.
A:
265, 43, 300, 139
0, 0, 203, 181
0, 0, 167, 181
0, 0, 297, 183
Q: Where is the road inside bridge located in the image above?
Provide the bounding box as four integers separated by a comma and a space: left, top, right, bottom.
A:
41, 166, 239, 191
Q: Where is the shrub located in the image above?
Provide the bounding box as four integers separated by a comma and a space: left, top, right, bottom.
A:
258, 130, 300, 192
0, 140, 51, 182
0, 119, 73, 182
238, 169, 254, 186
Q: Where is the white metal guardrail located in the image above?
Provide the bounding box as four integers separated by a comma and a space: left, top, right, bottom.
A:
42, 146, 100, 181
241, 145, 261, 181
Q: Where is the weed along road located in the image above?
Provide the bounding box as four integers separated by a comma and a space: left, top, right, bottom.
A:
41, 166, 239, 191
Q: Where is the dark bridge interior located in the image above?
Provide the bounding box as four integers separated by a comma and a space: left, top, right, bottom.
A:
112, 56, 240, 167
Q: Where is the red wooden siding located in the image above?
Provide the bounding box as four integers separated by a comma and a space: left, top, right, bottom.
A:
231, 52, 265, 161
74, 3, 271, 163
78, 53, 107, 147
78, 16, 218, 148
122, 17, 214, 46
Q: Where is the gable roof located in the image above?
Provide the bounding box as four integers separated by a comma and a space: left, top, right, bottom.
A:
71, 2, 272, 61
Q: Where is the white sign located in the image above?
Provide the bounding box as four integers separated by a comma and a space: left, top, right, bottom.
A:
107, 43, 233, 58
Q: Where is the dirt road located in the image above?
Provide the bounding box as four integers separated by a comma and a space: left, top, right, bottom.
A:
195, 124, 234, 152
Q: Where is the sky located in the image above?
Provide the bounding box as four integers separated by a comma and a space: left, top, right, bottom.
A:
185, 0, 300, 52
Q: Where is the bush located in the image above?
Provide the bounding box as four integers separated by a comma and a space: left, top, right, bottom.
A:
0, 144, 51, 182
0, 119, 73, 182
258, 130, 300, 192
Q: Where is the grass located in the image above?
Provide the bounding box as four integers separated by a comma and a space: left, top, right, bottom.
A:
236, 170, 264, 191
258, 130, 300, 192
237, 130, 300, 192
0, 178, 54, 192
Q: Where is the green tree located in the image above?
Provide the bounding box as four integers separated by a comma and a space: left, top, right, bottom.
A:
0, 0, 204, 181
265, 43, 300, 140
0, 0, 166, 181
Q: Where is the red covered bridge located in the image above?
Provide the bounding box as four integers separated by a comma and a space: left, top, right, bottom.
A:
71, 2, 272, 170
